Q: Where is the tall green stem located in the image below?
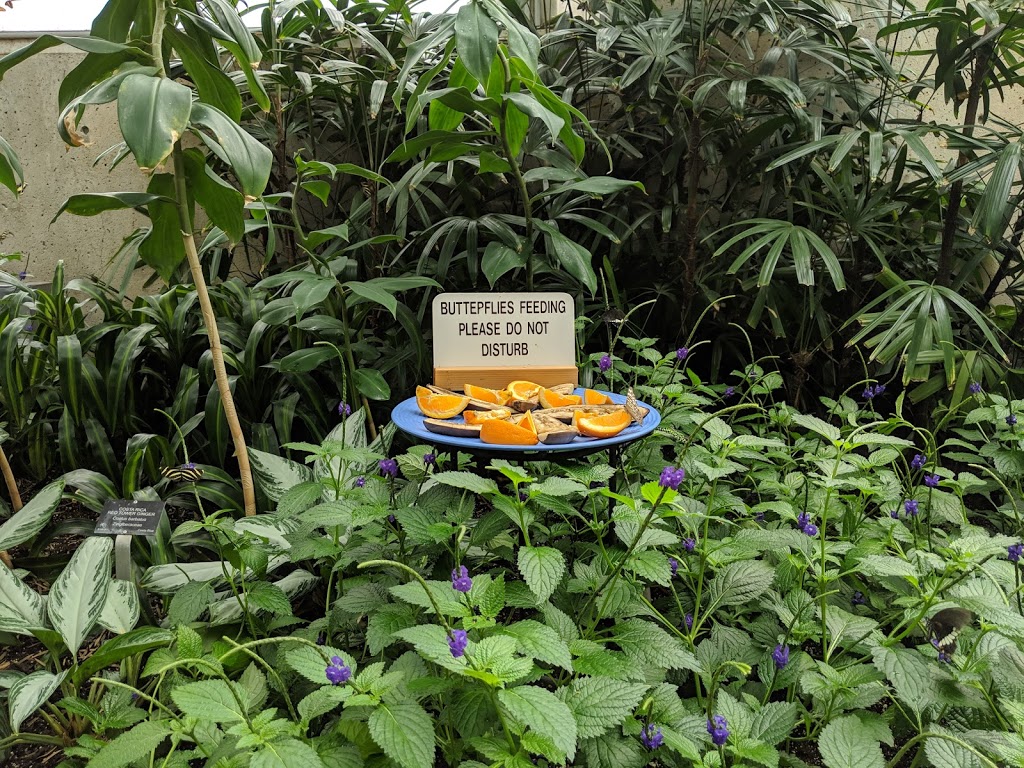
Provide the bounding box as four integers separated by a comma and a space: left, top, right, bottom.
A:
498, 50, 534, 291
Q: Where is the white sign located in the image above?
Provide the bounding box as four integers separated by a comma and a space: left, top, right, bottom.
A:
432, 292, 576, 368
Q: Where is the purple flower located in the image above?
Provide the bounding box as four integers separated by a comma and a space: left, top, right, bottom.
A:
890, 509, 900, 519
669, 557, 679, 577
451, 565, 472, 593
316, 632, 326, 645
875, 383, 886, 396
1008, 414, 1018, 427
379, 458, 399, 478
599, 354, 612, 372
772, 644, 790, 669
707, 715, 729, 746
924, 474, 940, 488
904, 499, 919, 516
863, 383, 886, 401
723, 386, 736, 399
640, 723, 664, 750
448, 629, 468, 658
337, 402, 352, 417
325, 656, 351, 685
659, 466, 685, 490
754, 511, 766, 523
17, 271, 27, 280
969, 381, 982, 394
355, 476, 366, 488
676, 347, 689, 361
1009, 542, 1023, 563
387, 514, 396, 523
931, 638, 952, 663
852, 590, 866, 606
683, 613, 694, 630
911, 454, 926, 470
182, 462, 197, 470
518, 489, 529, 502
797, 512, 818, 536
423, 452, 437, 469
683, 537, 696, 552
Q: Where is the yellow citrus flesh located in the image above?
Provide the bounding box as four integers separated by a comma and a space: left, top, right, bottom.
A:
507, 380, 543, 400
464, 383, 509, 405
576, 410, 631, 438
417, 392, 471, 419
463, 407, 513, 424
584, 389, 612, 405
538, 388, 583, 408
480, 419, 539, 446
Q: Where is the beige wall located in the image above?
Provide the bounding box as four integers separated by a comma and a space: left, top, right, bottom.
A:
0, 37, 151, 294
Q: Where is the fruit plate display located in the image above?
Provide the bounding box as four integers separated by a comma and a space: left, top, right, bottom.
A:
391, 388, 662, 455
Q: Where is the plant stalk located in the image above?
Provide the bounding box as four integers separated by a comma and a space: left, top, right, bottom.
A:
171, 143, 257, 516
0, 443, 21, 567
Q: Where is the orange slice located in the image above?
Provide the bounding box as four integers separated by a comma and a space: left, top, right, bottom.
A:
538, 388, 583, 408
515, 410, 539, 435
507, 380, 542, 401
480, 419, 539, 446
584, 389, 611, 405
464, 384, 509, 405
575, 410, 631, 438
464, 407, 512, 424
416, 388, 471, 419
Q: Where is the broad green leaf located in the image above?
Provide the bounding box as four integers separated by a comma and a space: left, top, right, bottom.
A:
286, 644, 356, 686
48, 536, 113, 655
0, 478, 63, 551
183, 148, 245, 243
189, 102, 273, 198
612, 620, 699, 671
74, 627, 173, 685
344, 280, 398, 318
97, 579, 141, 634
170, 680, 248, 724
498, 685, 577, 759
534, 220, 597, 294
482, 241, 524, 287
432, 471, 499, 495
0, 35, 144, 80
368, 701, 436, 768
0, 562, 45, 635
818, 715, 885, 768
9, 670, 67, 732
707, 560, 775, 608
790, 413, 842, 443
563, 677, 648, 738
51, 192, 165, 221
167, 26, 242, 121
454, 2, 498, 84
249, 449, 314, 504
750, 701, 798, 745
0, 134, 24, 196
117, 74, 193, 171
500, 620, 572, 670
517, 546, 565, 602
252, 739, 327, 768
88, 720, 173, 768
924, 725, 982, 768
354, 368, 391, 400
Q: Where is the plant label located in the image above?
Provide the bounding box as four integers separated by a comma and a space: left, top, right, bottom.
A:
432, 293, 578, 389
94, 500, 166, 536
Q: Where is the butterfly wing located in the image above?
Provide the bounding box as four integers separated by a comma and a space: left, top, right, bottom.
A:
161, 465, 204, 483
927, 608, 972, 654
624, 387, 644, 425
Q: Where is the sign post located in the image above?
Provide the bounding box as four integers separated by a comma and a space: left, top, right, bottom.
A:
431, 292, 578, 390
94, 500, 167, 581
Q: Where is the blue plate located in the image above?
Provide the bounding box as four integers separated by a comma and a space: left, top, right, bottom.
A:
391, 389, 662, 455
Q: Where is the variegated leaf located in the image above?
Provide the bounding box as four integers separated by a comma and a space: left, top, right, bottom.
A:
0, 562, 45, 635
0, 478, 64, 551
249, 449, 313, 504
48, 536, 113, 654
97, 579, 141, 634
9, 669, 66, 732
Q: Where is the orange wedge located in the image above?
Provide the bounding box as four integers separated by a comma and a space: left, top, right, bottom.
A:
575, 410, 631, 438
538, 388, 583, 408
464, 384, 509, 405
480, 419, 539, 446
416, 387, 470, 419
507, 380, 542, 401
515, 410, 539, 435
464, 407, 513, 424
584, 389, 612, 405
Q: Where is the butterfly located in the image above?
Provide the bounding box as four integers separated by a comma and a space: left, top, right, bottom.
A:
927, 607, 973, 657
624, 386, 645, 425
161, 464, 204, 483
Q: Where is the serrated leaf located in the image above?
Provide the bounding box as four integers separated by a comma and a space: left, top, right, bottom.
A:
252, 739, 326, 768
708, 560, 775, 608
368, 701, 436, 768
170, 680, 249, 723
498, 685, 577, 760
924, 726, 981, 768
500, 620, 572, 671
750, 701, 797, 745
612, 619, 699, 671
563, 677, 648, 738
819, 715, 885, 768
287, 645, 357, 686
517, 546, 565, 602
88, 720, 172, 768
97, 579, 141, 634
431, 471, 498, 495
790, 413, 842, 443
298, 686, 351, 722
48, 536, 113, 654
166, 580, 215, 626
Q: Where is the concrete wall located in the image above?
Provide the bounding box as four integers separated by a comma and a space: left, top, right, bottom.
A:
0, 37, 151, 294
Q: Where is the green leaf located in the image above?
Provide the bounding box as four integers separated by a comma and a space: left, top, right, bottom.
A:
818, 715, 885, 768
750, 702, 798, 746
0, 135, 25, 196
88, 720, 173, 768
249, 449, 314, 504
455, 2, 498, 84
298, 686, 351, 722
52, 192, 165, 221
432, 471, 499, 495
0, 478, 63, 551
0, 562, 46, 635
171, 680, 248, 724
117, 74, 193, 171
354, 369, 391, 401
498, 685, 577, 760
344, 280, 398, 318
612, 620, 698, 671
533, 220, 597, 294
924, 725, 981, 768
789, 413, 842, 443
482, 241, 524, 287
138, 175, 185, 281
48, 536, 113, 655
167, 26, 242, 122
0, 35, 145, 80
708, 561, 775, 608
500, 620, 572, 670
183, 148, 245, 243
252, 739, 327, 768
97, 579, 141, 634
286, 644, 356, 686
189, 102, 273, 198
563, 677, 648, 738
9, 670, 67, 733
74, 627, 173, 686
368, 701, 436, 768
517, 546, 565, 602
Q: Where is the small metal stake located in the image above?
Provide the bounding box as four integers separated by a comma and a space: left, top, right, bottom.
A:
115, 534, 133, 581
